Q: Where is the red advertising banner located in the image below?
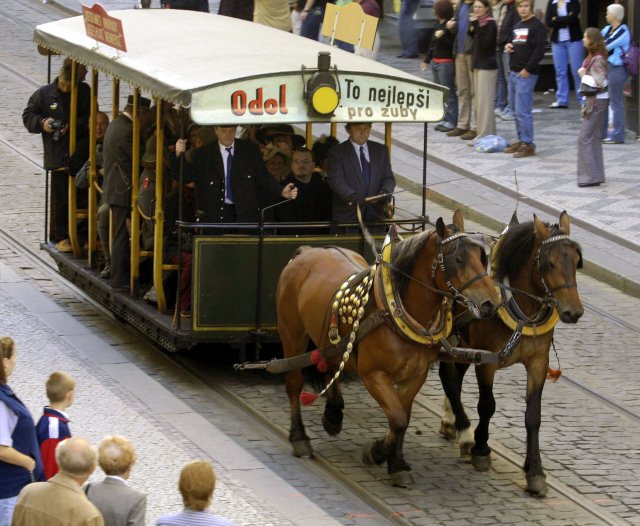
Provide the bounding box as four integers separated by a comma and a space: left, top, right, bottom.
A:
82, 4, 127, 52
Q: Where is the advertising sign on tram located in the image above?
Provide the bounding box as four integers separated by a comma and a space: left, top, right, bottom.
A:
190, 73, 446, 125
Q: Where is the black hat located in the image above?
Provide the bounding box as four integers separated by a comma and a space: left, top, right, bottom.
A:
126, 95, 152, 109
256, 124, 305, 148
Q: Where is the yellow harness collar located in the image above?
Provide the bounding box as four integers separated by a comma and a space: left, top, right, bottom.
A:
377, 242, 452, 345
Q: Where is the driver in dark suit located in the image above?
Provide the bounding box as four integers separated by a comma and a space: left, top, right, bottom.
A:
327, 122, 395, 227
190, 125, 297, 224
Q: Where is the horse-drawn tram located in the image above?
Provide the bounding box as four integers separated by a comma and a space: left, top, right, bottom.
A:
32, 6, 453, 353
31, 5, 589, 495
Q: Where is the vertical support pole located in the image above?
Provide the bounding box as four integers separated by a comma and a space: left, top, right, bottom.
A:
330, 122, 337, 138
68, 61, 81, 257
88, 69, 99, 267
129, 89, 142, 294
422, 122, 428, 231
153, 100, 167, 313
305, 122, 313, 148
112, 78, 120, 122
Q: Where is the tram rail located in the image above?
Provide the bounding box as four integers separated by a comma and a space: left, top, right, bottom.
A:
1, 220, 636, 524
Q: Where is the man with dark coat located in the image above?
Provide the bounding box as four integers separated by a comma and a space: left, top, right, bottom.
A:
327, 123, 395, 227
102, 95, 151, 289
22, 61, 90, 252
191, 125, 297, 225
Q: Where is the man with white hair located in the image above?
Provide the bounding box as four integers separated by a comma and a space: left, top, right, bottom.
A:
85, 435, 146, 526
11, 437, 103, 526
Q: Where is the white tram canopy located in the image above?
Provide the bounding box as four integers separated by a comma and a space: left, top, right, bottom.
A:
33, 9, 447, 125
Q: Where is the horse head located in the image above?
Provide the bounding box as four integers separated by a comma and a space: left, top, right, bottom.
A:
533, 211, 584, 324
434, 210, 499, 319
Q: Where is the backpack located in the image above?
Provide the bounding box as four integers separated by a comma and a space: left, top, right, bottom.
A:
622, 40, 640, 77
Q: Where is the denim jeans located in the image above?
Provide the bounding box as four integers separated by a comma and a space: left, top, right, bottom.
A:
495, 51, 508, 111
509, 71, 538, 145
301, 6, 324, 41
551, 40, 584, 105
501, 52, 515, 115
432, 62, 458, 127
398, 0, 420, 56
602, 64, 628, 142
0, 495, 18, 526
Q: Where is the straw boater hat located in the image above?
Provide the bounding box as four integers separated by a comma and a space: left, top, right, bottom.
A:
256, 124, 305, 148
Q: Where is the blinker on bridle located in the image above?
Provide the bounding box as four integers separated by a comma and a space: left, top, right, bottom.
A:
432, 232, 489, 313
535, 234, 581, 297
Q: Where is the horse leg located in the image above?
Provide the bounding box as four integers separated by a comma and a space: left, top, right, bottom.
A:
523, 356, 550, 497
281, 317, 313, 458
285, 369, 313, 458
439, 362, 473, 456
322, 381, 344, 436
362, 370, 424, 488
471, 364, 497, 472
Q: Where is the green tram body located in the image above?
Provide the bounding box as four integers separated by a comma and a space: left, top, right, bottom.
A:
33, 9, 446, 353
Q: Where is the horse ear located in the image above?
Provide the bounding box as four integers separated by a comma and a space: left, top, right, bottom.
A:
559, 210, 570, 235
509, 210, 519, 226
533, 214, 547, 240
452, 209, 465, 232
436, 217, 447, 238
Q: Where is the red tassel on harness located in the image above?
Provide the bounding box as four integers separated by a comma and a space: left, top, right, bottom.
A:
316, 359, 328, 373
547, 367, 562, 382
300, 391, 318, 406
310, 350, 321, 364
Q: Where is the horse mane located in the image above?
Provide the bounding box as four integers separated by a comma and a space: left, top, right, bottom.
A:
391, 230, 431, 297
493, 221, 566, 281
390, 224, 480, 297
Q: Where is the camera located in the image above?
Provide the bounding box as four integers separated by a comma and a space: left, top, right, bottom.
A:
50, 119, 66, 142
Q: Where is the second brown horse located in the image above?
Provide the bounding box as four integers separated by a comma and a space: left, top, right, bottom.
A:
276, 211, 499, 487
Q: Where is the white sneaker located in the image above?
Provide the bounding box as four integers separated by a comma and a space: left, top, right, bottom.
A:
500, 112, 515, 121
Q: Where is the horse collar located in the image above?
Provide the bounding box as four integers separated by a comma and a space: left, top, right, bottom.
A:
378, 242, 453, 345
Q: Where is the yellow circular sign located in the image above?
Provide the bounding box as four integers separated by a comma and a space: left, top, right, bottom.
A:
311, 86, 339, 115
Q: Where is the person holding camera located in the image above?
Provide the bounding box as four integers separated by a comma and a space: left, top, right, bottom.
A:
22, 60, 90, 253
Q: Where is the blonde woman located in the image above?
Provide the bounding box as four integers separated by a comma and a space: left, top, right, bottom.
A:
156, 460, 235, 526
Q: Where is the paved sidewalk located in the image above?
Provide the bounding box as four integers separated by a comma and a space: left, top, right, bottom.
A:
48, 0, 640, 297
0, 259, 348, 526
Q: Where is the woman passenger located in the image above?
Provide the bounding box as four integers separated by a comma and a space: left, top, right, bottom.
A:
601, 4, 630, 144
577, 28, 608, 188
0, 337, 44, 526
421, 0, 459, 133
468, 0, 498, 143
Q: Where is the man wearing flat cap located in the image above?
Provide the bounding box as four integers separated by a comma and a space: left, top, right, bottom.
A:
102, 95, 152, 289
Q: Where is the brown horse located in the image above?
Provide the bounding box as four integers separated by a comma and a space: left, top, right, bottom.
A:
438, 211, 583, 497
276, 211, 500, 487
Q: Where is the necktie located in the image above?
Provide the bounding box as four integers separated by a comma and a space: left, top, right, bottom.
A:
225, 147, 233, 202
360, 145, 371, 189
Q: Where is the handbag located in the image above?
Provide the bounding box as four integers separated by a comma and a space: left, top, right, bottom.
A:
622, 40, 640, 76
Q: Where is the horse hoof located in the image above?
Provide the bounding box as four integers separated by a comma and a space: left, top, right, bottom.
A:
438, 421, 456, 440
390, 470, 414, 488
292, 440, 313, 458
457, 428, 474, 457
526, 475, 548, 498
471, 453, 492, 471
322, 413, 342, 436
362, 441, 378, 465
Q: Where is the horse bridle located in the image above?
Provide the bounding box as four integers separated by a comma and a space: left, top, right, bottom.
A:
534, 234, 582, 299
431, 232, 489, 315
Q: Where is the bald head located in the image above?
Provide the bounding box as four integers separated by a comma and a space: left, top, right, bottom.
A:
55, 437, 98, 480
